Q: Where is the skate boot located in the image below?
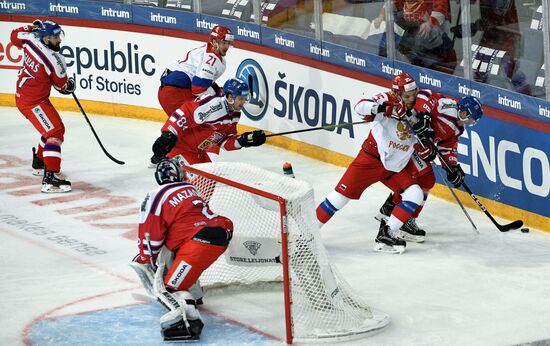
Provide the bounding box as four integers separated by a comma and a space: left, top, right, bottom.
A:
398, 218, 426, 243
32, 147, 45, 176
42, 170, 71, 193
374, 193, 396, 222
373, 220, 406, 254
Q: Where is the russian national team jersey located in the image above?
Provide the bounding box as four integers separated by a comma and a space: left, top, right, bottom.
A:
354, 89, 438, 172
161, 94, 241, 155
162, 44, 226, 96
10, 26, 69, 106
137, 182, 232, 261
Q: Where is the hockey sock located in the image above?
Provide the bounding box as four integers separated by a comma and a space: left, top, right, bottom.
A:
37, 136, 46, 158
387, 200, 419, 236
316, 191, 350, 224
411, 191, 428, 218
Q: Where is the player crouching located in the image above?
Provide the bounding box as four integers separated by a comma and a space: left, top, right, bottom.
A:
131, 158, 233, 341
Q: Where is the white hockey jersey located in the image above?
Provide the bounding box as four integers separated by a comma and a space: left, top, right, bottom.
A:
162, 44, 226, 96
354, 93, 417, 172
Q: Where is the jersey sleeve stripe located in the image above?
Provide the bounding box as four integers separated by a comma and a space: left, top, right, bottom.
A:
192, 75, 214, 87
24, 40, 55, 75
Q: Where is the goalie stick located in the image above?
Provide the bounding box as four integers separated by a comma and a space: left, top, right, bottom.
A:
72, 93, 125, 165
404, 118, 523, 233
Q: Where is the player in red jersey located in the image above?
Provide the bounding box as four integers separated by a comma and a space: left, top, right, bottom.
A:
376, 95, 484, 242
11, 19, 76, 193
132, 158, 233, 341
150, 78, 266, 166
158, 25, 234, 116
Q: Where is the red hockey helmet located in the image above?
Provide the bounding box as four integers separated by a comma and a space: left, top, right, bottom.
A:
210, 25, 234, 43
392, 72, 417, 93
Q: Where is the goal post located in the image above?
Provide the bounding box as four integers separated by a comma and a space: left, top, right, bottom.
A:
184, 162, 389, 344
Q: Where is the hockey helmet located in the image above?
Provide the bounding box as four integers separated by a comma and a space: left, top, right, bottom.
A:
392, 72, 417, 93
223, 78, 250, 98
155, 158, 184, 185
37, 20, 64, 40
457, 96, 483, 124
210, 25, 234, 43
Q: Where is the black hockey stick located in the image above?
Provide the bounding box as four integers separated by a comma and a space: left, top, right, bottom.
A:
404, 118, 522, 232
266, 121, 366, 138
72, 93, 125, 165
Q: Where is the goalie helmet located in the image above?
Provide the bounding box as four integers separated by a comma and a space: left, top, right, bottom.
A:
457, 96, 483, 123
37, 20, 64, 40
210, 25, 234, 43
223, 78, 249, 98
392, 72, 417, 93
155, 158, 184, 185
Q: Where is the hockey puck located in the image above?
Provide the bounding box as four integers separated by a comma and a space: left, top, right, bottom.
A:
521, 228, 530, 233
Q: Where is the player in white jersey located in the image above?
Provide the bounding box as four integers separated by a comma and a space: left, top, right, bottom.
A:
316, 73, 437, 254
158, 25, 234, 116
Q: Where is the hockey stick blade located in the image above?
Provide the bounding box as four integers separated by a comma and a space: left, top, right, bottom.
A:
497, 219, 523, 233
72, 93, 125, 165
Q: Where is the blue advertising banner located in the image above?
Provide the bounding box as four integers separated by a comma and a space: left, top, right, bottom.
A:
198, 15, 261, 45
54, 0, 132, 23
0, 0, 49, 15
441, 116, 550, 217
260, 27, 321, 61
132, 5, 198, 32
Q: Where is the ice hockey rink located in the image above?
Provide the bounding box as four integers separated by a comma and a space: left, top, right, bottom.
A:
1, 106, 550, 346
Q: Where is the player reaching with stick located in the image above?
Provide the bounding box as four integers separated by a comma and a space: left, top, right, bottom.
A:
316, 73, 438, 254
11, 19, 76, 193
150, 78, 266, 166
158, 25, 234, 116
376, 95, 483, 241
131, 158, 234, 341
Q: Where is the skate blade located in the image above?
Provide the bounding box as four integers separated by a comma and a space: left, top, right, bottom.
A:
148, 162, 157, 169
374, 213, 389, 222
373, 242, 405, 254
397, 231, 425, 243
163, 335, 200, 342
32, 169, 44, 176
41, 184, 72, 193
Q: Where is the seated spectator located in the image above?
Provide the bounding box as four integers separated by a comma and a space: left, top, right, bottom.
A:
375, 0, 457, 74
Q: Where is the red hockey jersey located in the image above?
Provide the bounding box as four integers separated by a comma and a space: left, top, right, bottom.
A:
10, 25, 70, 106
137, 182, 232, 263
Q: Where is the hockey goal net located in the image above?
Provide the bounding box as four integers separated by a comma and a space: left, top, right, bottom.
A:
185, 162, 389, 344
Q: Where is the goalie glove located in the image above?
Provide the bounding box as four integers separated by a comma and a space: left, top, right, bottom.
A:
413, 139, 437, 162
152, 131, 177, 162
412, 112, 434, 139
59, 78, 76, 95
445, 164, 465, 188
237, 130, 266, 147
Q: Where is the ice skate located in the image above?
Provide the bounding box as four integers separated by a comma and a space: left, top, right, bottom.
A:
373, 220, 406, 254
374, 193, 395, 222
398, 218, 426, 243
42, 170, 71, 193
32, 147, 45, 176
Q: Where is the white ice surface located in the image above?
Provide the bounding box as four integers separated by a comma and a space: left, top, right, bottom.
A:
1, 107, 550, 346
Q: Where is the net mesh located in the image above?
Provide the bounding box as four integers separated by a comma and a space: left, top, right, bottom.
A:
188, 162, 389, 341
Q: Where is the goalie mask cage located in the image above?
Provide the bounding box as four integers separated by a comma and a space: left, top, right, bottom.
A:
185, 162, 389, 344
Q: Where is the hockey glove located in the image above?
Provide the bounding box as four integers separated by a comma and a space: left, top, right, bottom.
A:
152, 131, 178, 161
59, 78, 76, 95
446, 164, 465, 188
412, 112, 434, 139
211, 82, 223, 96
381, 101, 407, 120
31, 19, 42, 31
413, 139, 437, 162
237, 130, 266, 147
